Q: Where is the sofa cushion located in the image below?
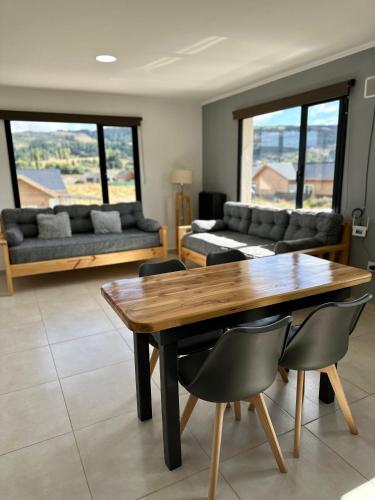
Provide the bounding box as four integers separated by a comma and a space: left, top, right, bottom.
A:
136, 218, 160, 232
284, 211, 343, 244
2, 208, 54, 237
248, 207, 289, 241
183, 230, 275, 258
191, 219, 226, 233
91, 210, 122, 234
4, 226, 24, 247
37, 212, 72, 239
8, 229, 161, 265
223, 202, 251, 234
102, 202, 143, 229
55, 204, 101, 234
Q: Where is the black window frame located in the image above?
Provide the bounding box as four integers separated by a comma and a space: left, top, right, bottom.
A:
1, 110, 142, 208
235, 84, 353, 214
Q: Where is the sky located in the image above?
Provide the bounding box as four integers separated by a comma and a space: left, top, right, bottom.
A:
253, 100, 340, 127
10, 122, 97, 133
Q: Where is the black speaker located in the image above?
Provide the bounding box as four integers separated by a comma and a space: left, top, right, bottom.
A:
199, 191, 227, 220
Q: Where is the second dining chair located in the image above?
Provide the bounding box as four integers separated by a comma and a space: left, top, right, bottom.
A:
179, 316, 292, 500
279, 293, 372, 458
207, 249, 290, 389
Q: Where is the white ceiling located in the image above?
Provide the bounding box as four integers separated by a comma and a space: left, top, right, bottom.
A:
1, 0, 375, 102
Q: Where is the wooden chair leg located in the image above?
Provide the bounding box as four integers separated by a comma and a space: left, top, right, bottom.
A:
234, 402, 241, 421
251, 394, 287, 473
278, 366, 289, 383
208, 403, 226, 500
325, 365, 358, 435
149, 347, 159, 376
180, 394, 199, 434
294, 370, 305, 458
248, 401, 255, 411
1, 242, 14, 296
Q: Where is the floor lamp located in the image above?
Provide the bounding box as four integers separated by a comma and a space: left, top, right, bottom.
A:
171, 169, 192, 249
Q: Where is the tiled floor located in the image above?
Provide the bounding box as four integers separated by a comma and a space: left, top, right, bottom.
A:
0, 260, 375, 500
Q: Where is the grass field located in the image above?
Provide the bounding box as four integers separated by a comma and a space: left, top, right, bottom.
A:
66, 182, 136, 204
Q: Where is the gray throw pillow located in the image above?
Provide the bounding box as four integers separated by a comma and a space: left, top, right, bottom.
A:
192, 219, 226, 233
37, 212, 72, 239
4, 226, 24, 247
91, 210, 122, 234
137, 218, 161, 232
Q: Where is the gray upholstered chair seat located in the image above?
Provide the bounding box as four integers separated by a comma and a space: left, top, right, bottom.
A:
9, 229, 160, 264
183, 230, 275, 258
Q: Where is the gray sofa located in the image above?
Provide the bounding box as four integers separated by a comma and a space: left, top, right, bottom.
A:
178, 202, 350, 266
0, 202, 168, 295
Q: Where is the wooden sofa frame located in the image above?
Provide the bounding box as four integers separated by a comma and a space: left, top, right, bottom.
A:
0, 225, 168, 295
178, 223, 351, 267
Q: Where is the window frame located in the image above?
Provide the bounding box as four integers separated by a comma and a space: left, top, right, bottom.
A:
236, 94, 349, 213
1, 110, 142, 208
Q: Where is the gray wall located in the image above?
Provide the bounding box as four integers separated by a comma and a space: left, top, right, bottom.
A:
202, 47, 375, 292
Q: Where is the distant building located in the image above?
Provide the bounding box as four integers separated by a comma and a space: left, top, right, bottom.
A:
252, 162, 334, 198
116, 169, 134, 182
17, 168, 67, 208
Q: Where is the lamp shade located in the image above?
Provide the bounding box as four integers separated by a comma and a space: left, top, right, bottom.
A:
170, 168, 193, 185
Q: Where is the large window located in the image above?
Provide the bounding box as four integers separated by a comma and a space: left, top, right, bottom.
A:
236, 82, 352, 212
2, 111, 141, 208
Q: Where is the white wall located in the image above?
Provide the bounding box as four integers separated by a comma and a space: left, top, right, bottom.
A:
0, 86, 202, 255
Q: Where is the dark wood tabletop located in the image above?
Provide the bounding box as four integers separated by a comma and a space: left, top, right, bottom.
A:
101, 253, 371, 333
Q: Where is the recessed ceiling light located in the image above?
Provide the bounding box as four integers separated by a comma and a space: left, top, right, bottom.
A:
96, 54, 117, 63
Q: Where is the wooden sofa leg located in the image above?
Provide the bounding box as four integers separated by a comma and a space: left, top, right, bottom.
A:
159, 225, 168, 259
1, 240, 14, 296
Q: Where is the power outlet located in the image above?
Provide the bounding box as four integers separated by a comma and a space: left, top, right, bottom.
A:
367, 261, 375, 273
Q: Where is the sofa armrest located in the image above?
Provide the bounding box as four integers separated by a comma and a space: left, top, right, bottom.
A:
159, 225, 168, 258
275, 238, 321, 254
191, 219, 226, 233
177, 225, 192, 258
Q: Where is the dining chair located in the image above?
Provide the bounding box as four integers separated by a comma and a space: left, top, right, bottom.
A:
207, 249, 290, 390
279, 293, 372, 458
138, 259, 223, 375
179, 316, 292, 500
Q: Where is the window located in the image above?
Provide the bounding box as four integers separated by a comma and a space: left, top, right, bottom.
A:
2, 111, 141, 208
235, 81, 352, 212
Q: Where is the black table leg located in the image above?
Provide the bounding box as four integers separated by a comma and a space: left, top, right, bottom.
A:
159, 341, 181, 470
319, 372, 335, 404
133, 333, 152, 421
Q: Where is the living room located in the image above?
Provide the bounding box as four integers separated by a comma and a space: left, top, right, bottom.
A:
0, 1, 375, 499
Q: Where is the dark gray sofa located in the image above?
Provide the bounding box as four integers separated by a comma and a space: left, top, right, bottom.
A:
0, 202, 168, 295
178, 202, 350, 266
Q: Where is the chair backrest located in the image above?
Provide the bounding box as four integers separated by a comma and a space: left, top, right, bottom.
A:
139, 259, 186, 277
280, 294, 372, 371
206, 248, 247, 266
184, 316, 292, 403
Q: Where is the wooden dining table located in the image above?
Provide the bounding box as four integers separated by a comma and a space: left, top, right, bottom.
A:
101, 253, 371, 471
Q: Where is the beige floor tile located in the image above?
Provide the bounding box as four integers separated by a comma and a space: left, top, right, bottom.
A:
142, 469, 238, 500
186, 396, 294, 462
38, 292, 100, 317
220, 429, 375, 500
339, 334, 375, 393
0, 288, 36, 307
101, 300, 127, 328
0, 320, 48, 355
0, 302, 41, 329
35, 282, 91, 301
61, 360, 160, 429
0, 346, 57, 394
0, 433, 91, 500
44, 307, 113, 343
266, 369, 368, 425
0, 381, 71, 455
76, 410, 209, 500
51, 330, 133, 378
117, 326, 134, 350
306, 395, 375, 482
351, 309, 375, 338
